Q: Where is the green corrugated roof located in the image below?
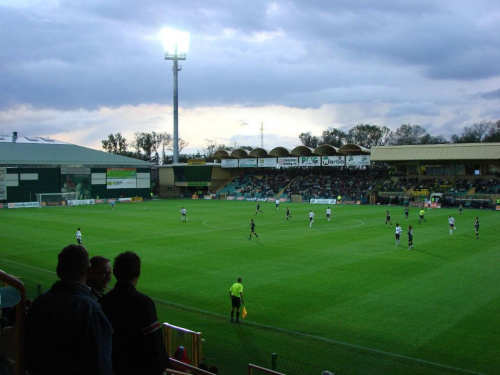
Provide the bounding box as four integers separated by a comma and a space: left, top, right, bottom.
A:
0, 142, 153, 167
371, 143, 500, 161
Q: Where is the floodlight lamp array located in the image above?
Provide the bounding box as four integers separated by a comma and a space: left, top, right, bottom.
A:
165, 53, 187, 61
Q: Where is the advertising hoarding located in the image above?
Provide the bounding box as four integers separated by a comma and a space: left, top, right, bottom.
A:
106, 168, 137, 189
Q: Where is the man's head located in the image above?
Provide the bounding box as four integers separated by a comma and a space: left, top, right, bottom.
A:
56, 244, 89, 283
87, 256, 112, 291
113, 251, 141, 283
237, 277, 242, 283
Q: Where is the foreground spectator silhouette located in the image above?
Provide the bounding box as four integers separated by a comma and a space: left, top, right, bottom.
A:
25, 244, 113, 375
101, 251, 169, 375
86, 255, 113, 301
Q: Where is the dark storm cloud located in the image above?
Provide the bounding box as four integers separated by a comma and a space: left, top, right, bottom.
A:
480, 88, 500, 99
385, 102, 440, 118
0, 0, 499, 112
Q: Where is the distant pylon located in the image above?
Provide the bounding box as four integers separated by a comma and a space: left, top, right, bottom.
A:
260, 122, 264, 148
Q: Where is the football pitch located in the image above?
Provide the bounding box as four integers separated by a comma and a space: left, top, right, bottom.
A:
1, 200, 499, 374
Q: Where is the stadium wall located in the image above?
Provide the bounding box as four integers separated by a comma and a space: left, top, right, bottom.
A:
158, 165, 237, 199
158, 167, 179, 199
210, 167, 235, 192
0, 166, 152, 203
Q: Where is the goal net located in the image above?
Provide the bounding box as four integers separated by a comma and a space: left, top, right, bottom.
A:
36, 192, 77, 207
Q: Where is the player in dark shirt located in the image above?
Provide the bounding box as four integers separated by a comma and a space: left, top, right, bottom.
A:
385, 210, 392, 226
249, 219, 259, 239
407, 225, 413, 250
474, 217, 480, 239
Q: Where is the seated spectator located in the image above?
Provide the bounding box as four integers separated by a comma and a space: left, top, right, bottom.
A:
86, 255, 113, 301
173, 345, 190, 364
25, 244, 113, 375
100, 251, 169, 375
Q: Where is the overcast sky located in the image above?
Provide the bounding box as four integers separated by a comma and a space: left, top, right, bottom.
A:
1, 0, 499, 154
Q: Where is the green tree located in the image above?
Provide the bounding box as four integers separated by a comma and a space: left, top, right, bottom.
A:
388, 124, 431, 145
347, 124, 391, 148
484, 120, 500, 142
451, 120, 500, 143
299, 132, 320, 148
203, 139, 220, 158
133, 132, 154, 161
162, 138, 189, 164
102, 133, 128, 154
320, 128, 347, 148
420, 134, 449, 144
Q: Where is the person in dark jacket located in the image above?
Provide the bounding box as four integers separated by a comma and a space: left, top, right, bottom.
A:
101, 251, 169, 375
25, 244, 113, 375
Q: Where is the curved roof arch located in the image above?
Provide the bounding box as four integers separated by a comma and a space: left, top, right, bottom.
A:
291, 146, 314, 156
314, 144, 339, 156
338, 143, 371, 155
213, 149, 230, 159
249, 148, 269, 157
230, 149, 250, 158
269, 147, 291, 157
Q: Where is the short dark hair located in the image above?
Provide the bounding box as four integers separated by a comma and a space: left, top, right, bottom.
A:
56, 244, 89, 280
90, 255, 110, 269
113, 251, 141, 281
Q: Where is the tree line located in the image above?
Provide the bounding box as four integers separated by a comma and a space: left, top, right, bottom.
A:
101, 132, 188, 164
299, 121, 500, 149
102, 120, 499, 164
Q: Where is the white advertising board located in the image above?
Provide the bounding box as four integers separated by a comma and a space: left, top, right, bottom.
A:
277, 157, 298, 168
258, 158, 278, 167
322, 156, 345, 167
221, 159, 238, 168
346, 155, 371, 166
299, 156, 321, 167
239, 158, 258, 168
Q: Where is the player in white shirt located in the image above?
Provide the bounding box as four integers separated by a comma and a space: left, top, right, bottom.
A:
326, 207, 332, 222
275, 198, 280, 210
180, 207, 188, 221
309, 210, 315, 227
76, 228, 82, 244
448, 215, 455, 234
394, 223, 403, 246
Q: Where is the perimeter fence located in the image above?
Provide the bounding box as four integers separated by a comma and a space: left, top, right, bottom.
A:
198, 334, 338, 375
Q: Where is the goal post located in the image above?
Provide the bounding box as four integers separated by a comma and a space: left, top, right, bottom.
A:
36, 192, 77, 207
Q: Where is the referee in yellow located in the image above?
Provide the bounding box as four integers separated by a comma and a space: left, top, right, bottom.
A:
229, 277, 244, 323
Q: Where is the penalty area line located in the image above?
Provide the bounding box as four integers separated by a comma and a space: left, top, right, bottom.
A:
152, 296, 485, 375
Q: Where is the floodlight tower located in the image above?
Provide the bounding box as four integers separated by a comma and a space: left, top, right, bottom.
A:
162, 28, 189, 164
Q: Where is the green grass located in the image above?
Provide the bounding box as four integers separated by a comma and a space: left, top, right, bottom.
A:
1, 200, 499, 374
